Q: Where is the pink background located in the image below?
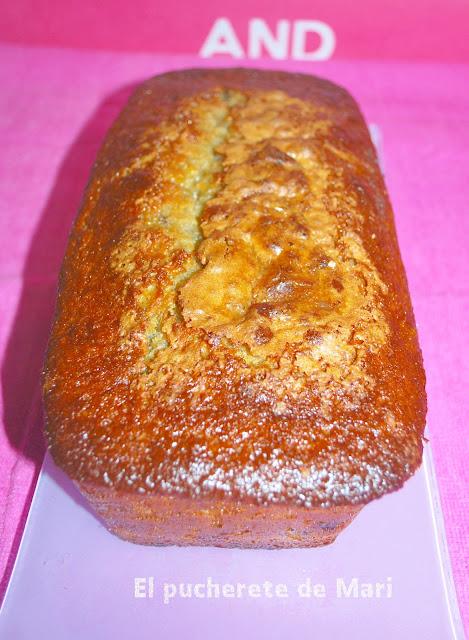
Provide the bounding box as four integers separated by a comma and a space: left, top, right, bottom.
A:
1, 0, 469, 62
0, 1, 468, 635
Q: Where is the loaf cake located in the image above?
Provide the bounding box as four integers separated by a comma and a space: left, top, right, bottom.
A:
43, 68, 426, 548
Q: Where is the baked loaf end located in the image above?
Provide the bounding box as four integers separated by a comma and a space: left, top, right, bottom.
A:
43, 68, 426, 547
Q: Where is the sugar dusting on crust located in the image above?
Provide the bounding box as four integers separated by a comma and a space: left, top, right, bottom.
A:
43, 70, 426, 508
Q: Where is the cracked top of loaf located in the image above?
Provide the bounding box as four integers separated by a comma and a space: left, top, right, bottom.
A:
43, 68, 426, 507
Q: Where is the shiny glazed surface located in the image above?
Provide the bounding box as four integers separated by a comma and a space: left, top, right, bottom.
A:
43, 69, 426, 510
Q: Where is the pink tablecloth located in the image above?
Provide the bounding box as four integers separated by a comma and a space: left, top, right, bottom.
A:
0, 43, 468, 631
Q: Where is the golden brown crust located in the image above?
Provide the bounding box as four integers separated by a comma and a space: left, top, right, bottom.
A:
80, 480, 362, 548
43, 68, 426, 514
